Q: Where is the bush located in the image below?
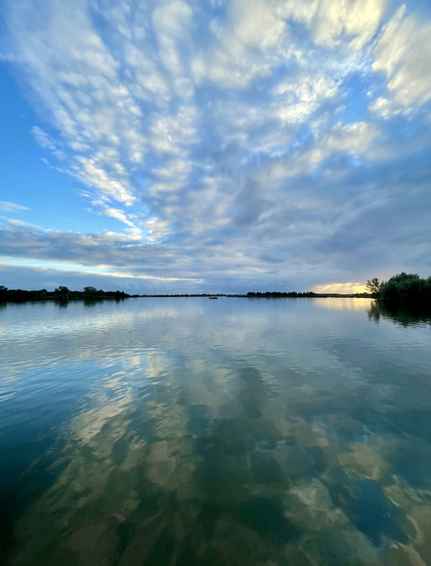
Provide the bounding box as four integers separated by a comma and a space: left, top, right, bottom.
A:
378, 273, 431, 306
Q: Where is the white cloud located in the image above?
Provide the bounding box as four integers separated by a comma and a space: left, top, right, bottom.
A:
32, 126, 55, 149
8, 0, 142, 206
324, 122, 378, 155
273, 74, 338, 124
4, 0, 431, 290
191, 0, 289, 89
369, 96, 401, 119
144, 217, 171, 242
277, 0, 387, 51
152, 0, 194, 98
0, 201, 29, 213
0, 254, 200, 283
373, 5, 431, 113
103, 207, 135, 227
266, 121, 379, 182
32, 126, 66, 160
149, 105, 198, 157
75, 157, 134, 205
228, 0, 285, 49
153, 1, 193, 40
312, 0, 387, 50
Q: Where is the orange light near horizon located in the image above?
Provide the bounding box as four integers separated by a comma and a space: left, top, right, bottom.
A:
312, 282, 368, 294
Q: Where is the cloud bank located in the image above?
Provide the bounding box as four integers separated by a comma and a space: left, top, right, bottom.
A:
2, 0, 431, 291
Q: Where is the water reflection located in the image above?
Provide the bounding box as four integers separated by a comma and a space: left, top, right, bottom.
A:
368, 301, 431, 327
1, 299, 431, 565
314, 297, 372, 311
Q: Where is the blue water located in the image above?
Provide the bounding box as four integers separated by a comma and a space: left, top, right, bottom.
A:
1, 298, 431, 565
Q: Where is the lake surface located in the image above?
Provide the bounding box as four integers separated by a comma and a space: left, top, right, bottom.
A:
1, 297, 431, 565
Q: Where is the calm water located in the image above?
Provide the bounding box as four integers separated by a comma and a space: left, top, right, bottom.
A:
1, 298, 431, 565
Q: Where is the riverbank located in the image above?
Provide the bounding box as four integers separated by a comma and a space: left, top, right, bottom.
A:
0, 287, 374, 304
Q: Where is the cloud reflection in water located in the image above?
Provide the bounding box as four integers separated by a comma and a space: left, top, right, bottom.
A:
2, 298, 431, 565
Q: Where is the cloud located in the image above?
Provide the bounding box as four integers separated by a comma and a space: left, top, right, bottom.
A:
0, 255, 201, 284
369, 96, 400, 119
2, 0, 431, 290
372, 5, 431, 114
2, 153, 430, 293
313, 282, 368, 294
32, 126, 66, 160
310, 0, 387, 50
31, 126, 56, 150
76, 157, 135, 206
323, 121, 378, 156
273, 74, 339, 125
191, 0, 285, 89
0, 201, 29, 213
102, 207, 135, 227
228, 0, 285, 49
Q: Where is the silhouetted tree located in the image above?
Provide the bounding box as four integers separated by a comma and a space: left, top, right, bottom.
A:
366, 278, 381, 295
0, 286, 130, 303
54, 286, 71, 302
83, 286, 98, 295
55, 286, 70, 294
377, 273, 431, 306
0, 285, 8, 302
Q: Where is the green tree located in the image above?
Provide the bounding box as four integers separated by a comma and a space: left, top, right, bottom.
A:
379, 273, 431, 305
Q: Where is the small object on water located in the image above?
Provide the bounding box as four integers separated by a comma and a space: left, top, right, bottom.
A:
209, 296, 218, 299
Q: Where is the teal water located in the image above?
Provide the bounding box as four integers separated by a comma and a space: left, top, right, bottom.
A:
1, 298, 431, 565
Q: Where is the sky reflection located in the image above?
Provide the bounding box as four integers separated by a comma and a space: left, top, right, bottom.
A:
2, 299, 431, 565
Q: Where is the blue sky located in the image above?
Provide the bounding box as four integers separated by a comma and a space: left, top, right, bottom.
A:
0, 0, 430, 293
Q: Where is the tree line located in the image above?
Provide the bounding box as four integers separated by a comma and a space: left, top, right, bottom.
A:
367, 273, 431, 306
3, 275, 430, 305
0, 286, 131, 304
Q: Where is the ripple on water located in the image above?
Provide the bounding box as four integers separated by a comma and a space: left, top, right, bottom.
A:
1, 298, 431, 565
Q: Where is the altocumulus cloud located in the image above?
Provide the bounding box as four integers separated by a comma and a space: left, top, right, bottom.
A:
1, 0, 431, 292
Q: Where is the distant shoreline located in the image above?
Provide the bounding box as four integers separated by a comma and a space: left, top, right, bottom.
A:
0, 287, 374, 304
135, 292, 374, 299
0, 288, 131, 304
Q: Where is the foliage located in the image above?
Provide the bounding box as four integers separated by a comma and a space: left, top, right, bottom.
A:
83, 286, 98, 294
55, 286, 70, 296
377, 273, 431, 306
0, 287, 130, 304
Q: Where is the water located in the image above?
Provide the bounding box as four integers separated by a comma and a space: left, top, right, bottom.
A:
1, 297, 431, 565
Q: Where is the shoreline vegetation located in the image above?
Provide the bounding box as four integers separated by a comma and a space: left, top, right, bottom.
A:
365, 273, 431, 326
367, 273, 431, 307
0, 285, 374, 304
0, 286, 131, 304
0, 274, 429, 306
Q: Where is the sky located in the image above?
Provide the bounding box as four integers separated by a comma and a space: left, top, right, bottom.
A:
0, 0, 430, 293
